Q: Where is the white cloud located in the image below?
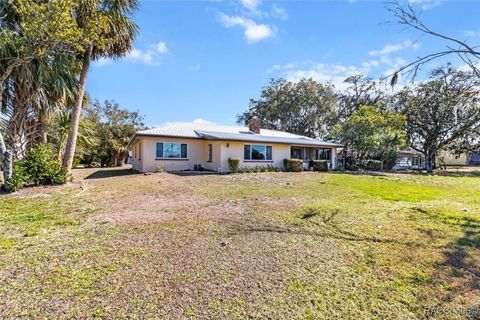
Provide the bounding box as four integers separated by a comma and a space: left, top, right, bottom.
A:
408, 0, 443, 10
464, 30, 479, 38
368, 40, 420, 57
159, 119, 216, 127
458, 62, 480, 72
192, 118, 215, 125
93, 57, 113, 67
127, 48, 154, 64
240, 0, 261, 11
271, 4, 288, 20
156, 42, 168, 54
268, 53, 415, 90
125, 41, 169, 65
268, 61, 368, 90
219, 13, 274, 43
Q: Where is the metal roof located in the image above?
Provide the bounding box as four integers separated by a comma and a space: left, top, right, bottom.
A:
132, 123, 342, 147
197, 131, 342, 147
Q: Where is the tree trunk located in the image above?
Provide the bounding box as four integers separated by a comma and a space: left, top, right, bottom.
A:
425, 152, 434, 174
62, 45, 92, 174
0, 131, 13, 190
38, 110, 48, 144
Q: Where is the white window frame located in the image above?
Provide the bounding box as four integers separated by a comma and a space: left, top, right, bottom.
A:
244, 144, 273, 161
156, 142, 188, 160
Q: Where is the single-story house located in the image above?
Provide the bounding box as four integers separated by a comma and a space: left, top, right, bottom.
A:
393, 147, 425, 170
436, 150, 474, 166
128, 120, 342, 172
394, 148, 479, 170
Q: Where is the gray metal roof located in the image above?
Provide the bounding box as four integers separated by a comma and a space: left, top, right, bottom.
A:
197, 131, 342, 147
132, 123, 342, 147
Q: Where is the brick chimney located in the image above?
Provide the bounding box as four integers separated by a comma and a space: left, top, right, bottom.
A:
248, 118, 261, 134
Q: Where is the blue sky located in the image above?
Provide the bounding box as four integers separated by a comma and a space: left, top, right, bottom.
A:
87, 0, 480, 126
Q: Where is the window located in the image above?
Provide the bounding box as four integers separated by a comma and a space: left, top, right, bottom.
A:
207, 144, 212, 162
316, 148, 331, 161
156, 142, 188, 159
412, 157, 420, 166
291, 147, 303, 160
244, 144, 272, 161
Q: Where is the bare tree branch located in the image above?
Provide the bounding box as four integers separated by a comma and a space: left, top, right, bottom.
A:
386, 1, 480, 85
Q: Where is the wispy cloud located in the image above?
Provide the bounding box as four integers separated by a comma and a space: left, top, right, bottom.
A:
408, 0, 444, 10
271, 4, 288, 20
368, 40, 420, 57
125, 41, 169, 65
464, 30, 479, 38
219, 13, 274, 43
239, 0, 261, 11
268, 41, 416, 90
268, 61, 368, 90
159, 118, 216, 127
93, 57, 113, 67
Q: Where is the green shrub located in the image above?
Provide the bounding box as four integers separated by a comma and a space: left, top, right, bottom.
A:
310, 160, 329, 171
364, 159, 383, 171
228, 157, 240, 173
23, 144, 67, 185
5, 161, 29, 191
283, 159, 303, 172
193, 164, 205, 171
265, 165, 280, 172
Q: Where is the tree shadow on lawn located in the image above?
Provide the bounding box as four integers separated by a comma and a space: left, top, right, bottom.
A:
226, 209, 425, 248
84, 168, 140, 180
437, 226, 480, 311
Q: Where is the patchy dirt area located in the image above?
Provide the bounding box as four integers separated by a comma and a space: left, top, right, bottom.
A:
1, 167, 479, 319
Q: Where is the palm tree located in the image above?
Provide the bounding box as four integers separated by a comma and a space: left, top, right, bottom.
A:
62, 0, 139, 173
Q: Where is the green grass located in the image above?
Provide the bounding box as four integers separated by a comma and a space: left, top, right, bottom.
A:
0, 170, 479, 319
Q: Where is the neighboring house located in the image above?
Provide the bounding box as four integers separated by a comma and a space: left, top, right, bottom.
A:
128, 120, 342, 172
393, 147, 425, 170
436, 150, 469, 166
470, 153, 480, 165
394, 148, 476, 171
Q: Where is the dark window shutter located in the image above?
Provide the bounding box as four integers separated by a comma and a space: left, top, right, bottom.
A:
181, 144, 188, 158
156, 143, 163, 158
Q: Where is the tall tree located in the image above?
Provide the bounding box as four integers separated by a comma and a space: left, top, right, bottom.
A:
393, 65, 480, 173
338, 75, 385, 121
81, 100, 144, 167
0, 0, 83, 189
332, 105, 406, 169
62, 0, 139, 174
238, 78, 337, 138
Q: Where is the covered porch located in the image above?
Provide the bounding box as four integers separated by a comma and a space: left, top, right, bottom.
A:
290, 146, 335, 169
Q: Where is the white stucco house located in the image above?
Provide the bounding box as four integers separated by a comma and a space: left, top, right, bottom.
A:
128, 120, 342, 173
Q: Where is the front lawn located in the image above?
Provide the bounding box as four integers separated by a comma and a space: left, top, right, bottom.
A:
0, 168, 479, 319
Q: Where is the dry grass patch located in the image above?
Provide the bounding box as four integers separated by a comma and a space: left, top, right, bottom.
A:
0, 167, 479, 319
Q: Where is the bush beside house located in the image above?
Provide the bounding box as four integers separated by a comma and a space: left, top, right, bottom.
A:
310, 160, 329, 171
283, 159, 303, 172
228, 157, 240, 173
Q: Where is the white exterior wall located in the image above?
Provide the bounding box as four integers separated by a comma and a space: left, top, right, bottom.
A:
219, 141, 291, 171
136, 136, 208, 172
131, 140, 143, 172
131, 136, 339, 172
